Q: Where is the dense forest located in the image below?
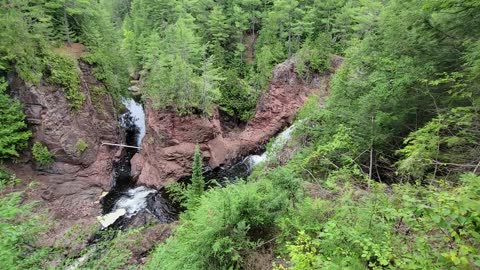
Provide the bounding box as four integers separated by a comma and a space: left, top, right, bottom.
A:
1, 0, 479, 269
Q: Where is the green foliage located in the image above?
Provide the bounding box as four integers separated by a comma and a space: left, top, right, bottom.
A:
0, 169, 21, 190
396, 107, 480, 180
275, 173, 480, 269
44, 53, 85, 111
219, 69, 256, 121
0, 0, 128, 109
89, 85, 107, 107
0, 192, 49, 270
0, 0, 50, 83
165, 145, 206, 210
186, 145, 205, 210
295, 34, 333, 77
147, 166, 301, 270
0, 79, 32, 159
32, 142, 54, 166
75, 138, 88, 154
141, 15, 222, 115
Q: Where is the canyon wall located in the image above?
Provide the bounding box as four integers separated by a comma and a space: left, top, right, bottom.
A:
8, 59, 122, 244
131, 57, 342, 188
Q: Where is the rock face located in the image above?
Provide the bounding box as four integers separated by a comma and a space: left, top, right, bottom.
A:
132, 57, 341, 187
8, 59, 122, 243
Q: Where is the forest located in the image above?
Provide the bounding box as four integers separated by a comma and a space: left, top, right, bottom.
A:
0, 0, 479, 269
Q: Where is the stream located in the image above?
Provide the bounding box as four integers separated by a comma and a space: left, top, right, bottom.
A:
98, 99, 298, 228
98, 98, 177, 229
69, 97, 298, 269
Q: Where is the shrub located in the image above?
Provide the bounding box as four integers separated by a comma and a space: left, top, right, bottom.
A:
0, 192, 50, 269
75, 138, 88, 154
32, 142, 54, 166
44, 53, 85, 111
90, 86, 107, 107
0, 79, 32, 159
0, 169, 21, 190
295, 34, 332, 77
146, 176, 296, 270
219, 69, 256, 122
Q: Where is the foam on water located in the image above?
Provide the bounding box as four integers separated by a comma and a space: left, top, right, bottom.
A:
97, 208, 126, 228
112, 186, 157, 218
245, 122, 299, 168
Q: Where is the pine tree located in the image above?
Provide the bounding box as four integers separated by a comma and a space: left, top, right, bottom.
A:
187, 145, 205, 209
0, 79, 32, 158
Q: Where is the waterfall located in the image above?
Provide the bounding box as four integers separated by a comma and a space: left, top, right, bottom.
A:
245, 122, 299, 168
121, 98, 146, 147
98, 98, 176, 229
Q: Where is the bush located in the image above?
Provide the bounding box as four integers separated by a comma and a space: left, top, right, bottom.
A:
32, 142, 54, 166
275, 173, 480, 269
219, 70, 257, 122
75, 138, 88, 154
0, 79, 32, 159
44, 53, 85, 111
146, 173, 298, 270
0, 192, 50, 269
90, 86, 107, 107
295, 34, 332, 77
0, 169, 21, 190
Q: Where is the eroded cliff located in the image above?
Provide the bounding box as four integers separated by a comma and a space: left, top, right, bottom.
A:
7, 58, 123, 246
131, 57, 342, 187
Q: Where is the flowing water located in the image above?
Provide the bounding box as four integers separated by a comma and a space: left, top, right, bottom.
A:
205, 122, 299, 183
69, 101, 298, 269
99, 98, 177, 229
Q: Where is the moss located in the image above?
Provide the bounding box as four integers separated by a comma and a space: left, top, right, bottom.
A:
32, 142, 53, 166
90, 85, 107, 107
44, 53, 85, 111
75, 138, 88, 154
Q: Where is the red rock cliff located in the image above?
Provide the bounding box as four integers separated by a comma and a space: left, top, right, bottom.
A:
131, 57, 342, 187
8, 59, 122, 244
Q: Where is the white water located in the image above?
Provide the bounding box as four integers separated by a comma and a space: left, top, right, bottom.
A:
112, 186, 156, 218
97, 186, 156, 227
122, 98, 146, 146
97, 208, 126, 228
245, 122, 299, 168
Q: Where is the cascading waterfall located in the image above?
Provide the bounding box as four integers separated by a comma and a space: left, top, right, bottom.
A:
204, 122, 299, 183
67, 98, 177, 270
245, 122, 298, 168
98, 98, 176, 228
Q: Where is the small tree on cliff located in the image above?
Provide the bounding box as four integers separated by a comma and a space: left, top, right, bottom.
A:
187, 145, 205, 209
0, 79, 32, 159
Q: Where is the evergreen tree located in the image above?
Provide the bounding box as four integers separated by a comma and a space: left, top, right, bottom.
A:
0, 80, 31, 159
187, 145, 205, 209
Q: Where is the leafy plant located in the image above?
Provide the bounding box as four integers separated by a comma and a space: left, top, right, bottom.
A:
0, 192, 50, 269
0, 79, 32, 159
0, 169, 21, 190
75, 138, 88, 154
32, 142, 54, 166
44, 53, 85, 111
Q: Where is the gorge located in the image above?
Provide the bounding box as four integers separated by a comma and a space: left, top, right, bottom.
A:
2, 1, 479, 269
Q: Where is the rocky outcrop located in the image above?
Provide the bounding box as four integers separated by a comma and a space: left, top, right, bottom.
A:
8, 58, 122, 243
132, 57, 342, 187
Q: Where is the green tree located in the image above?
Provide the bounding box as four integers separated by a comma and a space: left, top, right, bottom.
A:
0, 192, 49, 269
0, 80, 31, 159
219, 69, 256, 121
187, 145, 205, 209
0, 0, 51, 83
